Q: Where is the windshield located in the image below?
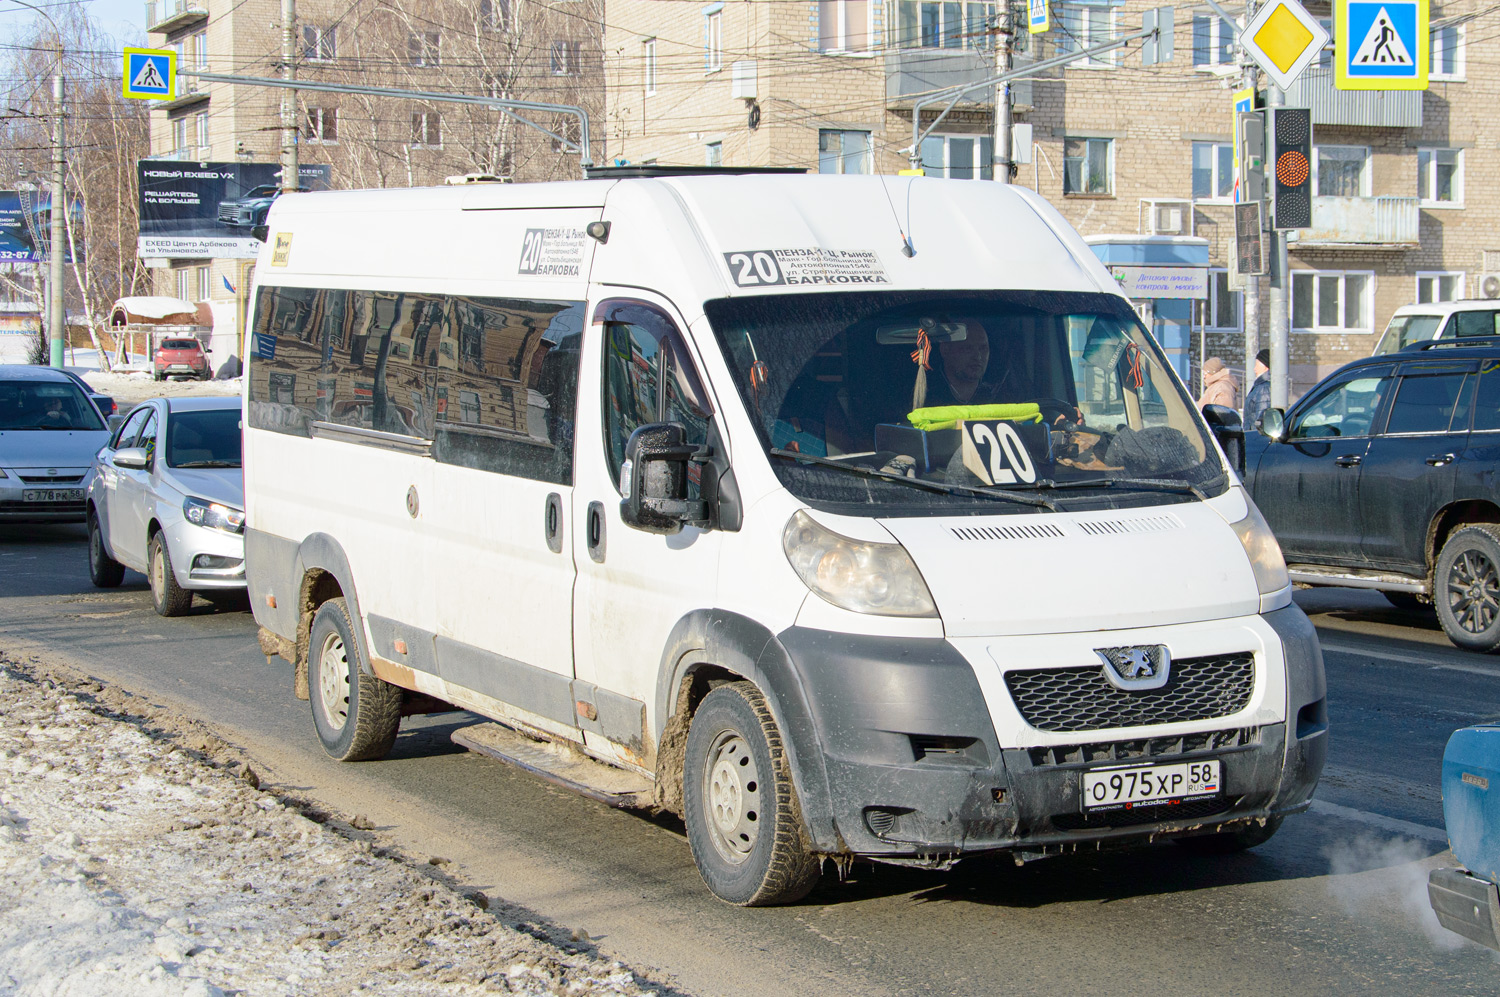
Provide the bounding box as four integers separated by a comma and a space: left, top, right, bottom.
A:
705, 290, 1225, 516
166, 408, 242, 467
1375, 314, 1441, 354
0, 380, 105, 431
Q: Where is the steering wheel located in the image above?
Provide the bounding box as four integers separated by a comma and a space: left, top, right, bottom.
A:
1031, 397, 1082, 427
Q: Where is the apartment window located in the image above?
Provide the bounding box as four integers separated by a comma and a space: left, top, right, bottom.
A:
1314, 146, 1370, 197
302, 24, 336, 61
1417, 272, 1464, 303
550, 115, 580, 153
550, 39, 581, 75
1418, 148, 1462, 206
644, 38, 656, 94
1208, 270, 1242, 330
1292, 270, 1373, 332
818, 129, 870, 174
1057, 4, 1117, 66
1192, 14, 1234, 67
172, 116, 190, 158
187, 29, 207, 69
820, 0, 870, 52
1191, 141, 1233, 200
919, 134, 994, 179
176, 269, 190, 301
303, 107, 337, 143
411, 111, 442, 148
1064, 137, 1112, 195
896, 1, 996, 49
408, 30, 441, 66
478, 0, 508, 31
706, 141, 723, 167
194, 111, 209, 151
195, 266, 211, 302
705, 6, 723, 72
1431, 23, 1464, 80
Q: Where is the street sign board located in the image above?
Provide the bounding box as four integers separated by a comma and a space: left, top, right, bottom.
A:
1335, 0, 1428, 90
123, 47, 175, 100
1239, 0, 1330, 91
1109, 266, 1208, 299
1029, 0, 1049, 34
1235, 202, 1267, 276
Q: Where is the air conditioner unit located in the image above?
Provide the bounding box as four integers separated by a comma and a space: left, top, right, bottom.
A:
731, 60, 757, 100
1141, 199, 1193, 236
1479, 273, 1500, 300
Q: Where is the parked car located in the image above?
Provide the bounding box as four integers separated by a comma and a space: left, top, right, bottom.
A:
217, 184, 305, 229
0, 365, 110, 523
86, 396, 244, 616
153, 337, 211, 381
1372, 299, 1500, 355
1429, 722, 1500, 950
1245, 337, 1500, 650
54, 368, 116, 417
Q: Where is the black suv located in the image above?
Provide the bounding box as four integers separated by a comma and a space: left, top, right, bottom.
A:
1245, 338, 1500, 651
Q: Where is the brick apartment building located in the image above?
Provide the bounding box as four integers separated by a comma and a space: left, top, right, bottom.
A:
604, 0, 1497, 395
142, 0, 603, 341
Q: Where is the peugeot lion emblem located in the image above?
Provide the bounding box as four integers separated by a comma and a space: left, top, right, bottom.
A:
1095, 645, 1171, 691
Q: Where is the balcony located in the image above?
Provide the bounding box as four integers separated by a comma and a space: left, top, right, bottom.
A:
1282, 66, 1421, 128
1293, 196, 1420, 249
146, 0, 207, 34
887, 48, 994, 107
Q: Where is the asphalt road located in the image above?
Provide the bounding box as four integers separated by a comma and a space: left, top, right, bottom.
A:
3, 523, 1498, 995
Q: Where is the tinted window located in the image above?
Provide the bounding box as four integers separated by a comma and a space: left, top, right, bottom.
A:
1472, 362, 1500, 431
137, 411, 159, 466
0, 380, 106, 431
1385, 373, 1468, 434
161, 339, 201, 350
1452, 312, 1500, 339
1292, 374, 1390, 439
167, 409, 242, 467
113, 405, 151, 447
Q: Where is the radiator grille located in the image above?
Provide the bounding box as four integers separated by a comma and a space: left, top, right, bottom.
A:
1027, 727, 1260, 768
1005, 653, 1255, 733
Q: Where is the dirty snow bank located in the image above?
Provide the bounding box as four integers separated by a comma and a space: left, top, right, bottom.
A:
81, 371, 241, 407
0, 661, 662, 996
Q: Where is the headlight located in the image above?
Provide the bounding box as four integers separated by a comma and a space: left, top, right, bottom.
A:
1228, 486, 1290, 609
782, 510, 938, 618
183, 496, 245, 534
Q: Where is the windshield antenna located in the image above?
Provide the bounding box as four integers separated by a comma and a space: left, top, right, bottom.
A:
879, 175, 915, 257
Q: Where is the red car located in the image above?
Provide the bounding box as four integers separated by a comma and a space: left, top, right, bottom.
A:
154, 337, 212, 381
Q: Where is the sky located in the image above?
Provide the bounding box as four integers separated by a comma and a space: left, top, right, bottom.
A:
0, 0, 147, 48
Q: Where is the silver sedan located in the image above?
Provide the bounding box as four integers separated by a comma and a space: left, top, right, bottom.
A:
86, 396, 245, 616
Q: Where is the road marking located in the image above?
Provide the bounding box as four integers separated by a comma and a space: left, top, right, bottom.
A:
1317, 637, 1500, 675
1309, 800, 1448, 843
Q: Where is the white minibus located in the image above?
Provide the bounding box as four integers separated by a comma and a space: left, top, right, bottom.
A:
244, 170, 1325, 905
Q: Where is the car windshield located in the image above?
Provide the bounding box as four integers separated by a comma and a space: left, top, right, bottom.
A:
161, 339, 200, 350
1375, 314, 1442, 354
0, 379, 105, 431
705, 289, 1225, 516
166, 408, 242, 467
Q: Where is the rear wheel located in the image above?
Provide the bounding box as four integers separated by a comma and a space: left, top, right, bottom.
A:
308, 598, 401, 761
1435, 526, 1500, 652
683, 682, 821, 906
1175, 816, 1283, 854
147, 533, 192, 616
87, 511, 124, 588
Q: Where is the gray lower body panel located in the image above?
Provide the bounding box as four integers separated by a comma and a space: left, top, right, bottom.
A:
1429, 867, 1500, 951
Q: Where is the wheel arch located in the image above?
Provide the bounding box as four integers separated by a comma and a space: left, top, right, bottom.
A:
1427, 500, 1500, 577
292, 533, 372, 680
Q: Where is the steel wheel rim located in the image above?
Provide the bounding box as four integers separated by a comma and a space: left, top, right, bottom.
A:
1449, 548, 1500, 635
89, 521, 102, 572
702, 728, 762, 865
317, 631, 351, 732
149, 543, 165, 602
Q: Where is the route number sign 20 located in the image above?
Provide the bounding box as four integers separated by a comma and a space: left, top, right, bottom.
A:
960, 420, 1038, 486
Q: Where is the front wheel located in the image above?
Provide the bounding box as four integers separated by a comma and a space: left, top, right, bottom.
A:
148, 533, 192, 616
1175, 816, 1283, 854
682, 682, 821, 906
87, 511, 125, 588
308, 597, 401, 761
1435, 525, 1500, 652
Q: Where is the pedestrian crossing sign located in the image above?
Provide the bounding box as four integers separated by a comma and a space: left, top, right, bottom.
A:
123, 47, 175, 100
1028, 0, 1049, 34
1335, 0, 1428, 90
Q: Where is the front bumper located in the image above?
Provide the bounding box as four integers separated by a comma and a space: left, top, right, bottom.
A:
769, 604, 1326, 862
161, 516, 246, 591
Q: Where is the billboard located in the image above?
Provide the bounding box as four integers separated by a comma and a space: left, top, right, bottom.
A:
0, 190, 82, 264
137, 162, 331, 260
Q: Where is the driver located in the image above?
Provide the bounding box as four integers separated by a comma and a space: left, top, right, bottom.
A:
925, 322, 1079, 425
38, 396, 69, 426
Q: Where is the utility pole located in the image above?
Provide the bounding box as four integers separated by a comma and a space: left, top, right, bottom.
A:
1266, 82, 1290, 409
1240, 0, 1260, 406
48, 47, 63, 368
279, 0, 298, 193
992, 2, 1013, 184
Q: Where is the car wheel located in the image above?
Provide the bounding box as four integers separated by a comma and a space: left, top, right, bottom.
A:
682, 682, 822, 906
1384, 591, 1428, 612
87, 511, 125, 588
1175, 816, 1283, 855
148, 533, 193, 616
1435, 526, 1500, 652
307, 598, 401, 762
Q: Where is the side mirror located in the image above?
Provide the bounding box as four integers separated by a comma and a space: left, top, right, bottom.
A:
1201, 404, 1245, 474
619, 423, 710, 535
1257, 408, 1287, 442
113, 446, 149, 470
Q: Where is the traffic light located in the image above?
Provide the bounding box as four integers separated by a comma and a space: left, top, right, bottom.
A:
1270, 107, 1312, 229
1237, 111, 1265, 204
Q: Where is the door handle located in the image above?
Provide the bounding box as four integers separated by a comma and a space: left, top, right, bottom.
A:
1334, 454, 1363, 467
586, 500, 606, 564
544, 492, 563, 554
1425, 453, 1457, 467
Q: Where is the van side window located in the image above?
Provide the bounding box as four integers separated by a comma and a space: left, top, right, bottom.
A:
1453, 311, 1500, 339
598, 300, 713, 491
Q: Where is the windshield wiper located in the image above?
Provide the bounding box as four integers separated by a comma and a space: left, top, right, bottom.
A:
770, 448, 1058, 511
1035, 476, 1206, 500
173, 460, 242, 468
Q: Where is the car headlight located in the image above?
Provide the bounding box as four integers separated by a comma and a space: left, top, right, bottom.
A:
183, 496, 245, 534
1227, 486, 1290, 609
782, 510, 938, 618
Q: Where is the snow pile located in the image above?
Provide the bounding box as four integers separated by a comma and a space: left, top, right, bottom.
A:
82, 372, 242, 406
0, 661, 661, 996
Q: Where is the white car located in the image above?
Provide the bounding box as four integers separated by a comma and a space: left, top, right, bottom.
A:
0, 365, 111, 524
87, 396, 245, 616
1373, 299, 1500, 354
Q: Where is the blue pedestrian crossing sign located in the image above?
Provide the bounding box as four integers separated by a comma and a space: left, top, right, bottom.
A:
1028, 0, 1049, 34
123, 47, 175, 100
1335, 0, 1428, 90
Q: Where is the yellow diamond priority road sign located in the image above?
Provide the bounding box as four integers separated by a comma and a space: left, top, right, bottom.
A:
1240, 0, 1330, 91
